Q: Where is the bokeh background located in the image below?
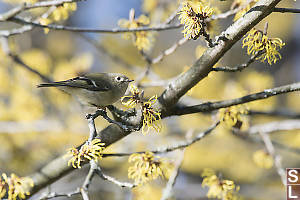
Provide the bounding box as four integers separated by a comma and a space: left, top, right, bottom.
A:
1, 0, 300, 199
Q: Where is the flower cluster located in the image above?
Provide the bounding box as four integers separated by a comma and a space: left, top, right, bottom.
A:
121, 84, 141, 108
118, 10, 153, 51
121, 85, 162, 134
39, 2, 77, 34
202, 169, 240, 200
141, 95, 162, 134
242, 28, 285, 65
252, 149, 274, 169
178, 1, 214, 40
218, 105, 248, 129
67, 139, 105, 168
128, 152, 172, 185
0, 173, 34, 200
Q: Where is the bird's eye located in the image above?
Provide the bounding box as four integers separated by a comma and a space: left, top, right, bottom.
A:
116, 76, 121, 81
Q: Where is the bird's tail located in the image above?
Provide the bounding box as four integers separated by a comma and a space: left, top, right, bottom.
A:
37, 82, 68, 88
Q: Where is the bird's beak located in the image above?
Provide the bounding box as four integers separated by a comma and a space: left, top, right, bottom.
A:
127, 79, 134, 82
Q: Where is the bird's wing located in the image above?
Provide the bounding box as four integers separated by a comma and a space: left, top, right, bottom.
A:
38, 76, 111, 91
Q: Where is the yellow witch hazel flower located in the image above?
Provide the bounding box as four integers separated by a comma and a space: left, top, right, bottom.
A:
218, 105, 248, 129
1, 173, 34, 200
0, 177, 6, 199
39, 2, 77, 34
128, 152, 172, 185
178, 1, 214, 40
253, 149, 274, 169
142, 95, 162, 134
52, 3, 77, 21
121, 84, 141, 108
202, 168, 240, 200
67, 139, 105, 168
242, 28, 285, 65
39, 17, 51, 34
118, 9, 153, 51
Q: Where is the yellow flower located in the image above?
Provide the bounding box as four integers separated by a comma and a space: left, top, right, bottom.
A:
141, 95, 162, 134
121, 84, 141, 108
178, 1, 214, 39
0, 177, 6, 199
63, 2, 77, 11
67, 139, 105, 168
1, 173, 34, 200
118, 11, 153, 51
52, 6, 69, 21
128, 152, 172, 185
218, 105, 248, 129
51, 3, 77, 22
253, 150, 274, 169
39, 17, 51, 34
242, 28, 285, 65
202, 169, 240, 200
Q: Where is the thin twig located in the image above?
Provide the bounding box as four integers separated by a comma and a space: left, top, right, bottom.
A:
212, 52, 261, 72
233, 127, 300, 156
248, 109, 300, 119
10, 16, 182, 33
152, 37, 188, 64
247, 120, 300, 135
39, 188, 81, 200
90, 109, 137, 132
273, 7, 300, 13
164, 4, 182, 25
85, 112, 100, 142
0, 0, 83, 21
259, 132, 286, 185
102, 121, 219, 157
80, 157, 98, 200
161, 150, 185, 200
95, 165, 135, 188
171, 82, 300, 116
0, 37, 52, 82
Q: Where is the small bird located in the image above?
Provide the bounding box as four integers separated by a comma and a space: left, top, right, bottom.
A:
38, 73, 133, 109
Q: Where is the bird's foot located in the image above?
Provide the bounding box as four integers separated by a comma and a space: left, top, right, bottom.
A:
94, 108, 133, 132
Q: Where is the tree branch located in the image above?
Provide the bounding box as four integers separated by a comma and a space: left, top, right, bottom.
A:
156, 0, 282, 112
9, 16, 182, 33
0, 0, 83, 21
273, 7, 300, 13
23, 0, 284, 196
259, 132, 286, 185
170, 82, 300, 116
161, 150, 185, 200
248, 109, 300, 119
102, 122, 219, 158
0, 37, 52, 82
212, 52, 261, 72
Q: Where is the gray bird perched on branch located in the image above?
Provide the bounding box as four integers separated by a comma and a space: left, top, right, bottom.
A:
37, 73, 133, 109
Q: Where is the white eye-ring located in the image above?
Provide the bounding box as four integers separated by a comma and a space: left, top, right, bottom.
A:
115, 76, 122, 82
